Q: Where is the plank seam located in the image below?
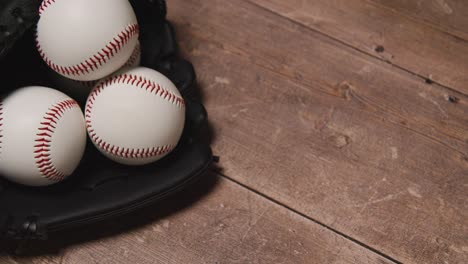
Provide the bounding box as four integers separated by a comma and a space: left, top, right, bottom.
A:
244, 0, 468, 98
364, 0, 468, 43
214, 170, 403, 264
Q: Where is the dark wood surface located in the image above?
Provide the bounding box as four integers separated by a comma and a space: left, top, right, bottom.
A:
371, 0, 468, 41
2, 0, 467, 263
251, 0, 468, 96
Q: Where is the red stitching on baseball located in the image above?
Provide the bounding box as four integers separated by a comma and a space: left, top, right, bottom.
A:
36, 23, 139, 78
35, 99, 79, 182
39, 0, 56, 16
86, 74, 185, 159
89, 74, 185, 108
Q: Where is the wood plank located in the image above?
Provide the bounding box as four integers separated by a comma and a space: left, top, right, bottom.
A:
248, 0, 468, 96
0, 175, 394, 264
167, 1, 468, 263
370, 0, 468, 40
171, 0, 468, 155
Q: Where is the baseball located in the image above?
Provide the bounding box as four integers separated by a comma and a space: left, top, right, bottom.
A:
36, 0, 139, 81
50, 41, 142, 104
0, 87, 86, 186
85, 67, 186, 165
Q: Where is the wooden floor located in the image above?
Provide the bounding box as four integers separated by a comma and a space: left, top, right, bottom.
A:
2, 0, 468, 263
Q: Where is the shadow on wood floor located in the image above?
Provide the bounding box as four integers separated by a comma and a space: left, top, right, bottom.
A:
0, 171, 220, 257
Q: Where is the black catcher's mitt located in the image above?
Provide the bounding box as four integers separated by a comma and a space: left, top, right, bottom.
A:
0, 0, 213, 241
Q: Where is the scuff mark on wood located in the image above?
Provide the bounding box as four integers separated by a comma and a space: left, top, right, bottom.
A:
419, 92, 449, 118
435, 0, 453, 15
390, 147, 399, 160
329, 134, 351, 148
336, 81, 353, 100
407, 186, 423, 198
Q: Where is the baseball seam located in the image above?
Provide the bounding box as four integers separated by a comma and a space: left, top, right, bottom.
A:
71, 43, 141, 89
36, 23, 139, 78
35, 99, 80, 182
86, 74, 185, 159
39, 0, 56, 16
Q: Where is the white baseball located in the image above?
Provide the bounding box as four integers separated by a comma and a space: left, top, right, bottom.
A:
0, 87, 86, 186
85, 67, 186, 165
36, 0, 139, 81
50, 41, 142, 104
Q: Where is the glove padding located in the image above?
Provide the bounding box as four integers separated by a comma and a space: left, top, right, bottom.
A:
0, 0, 39, 60
0, 0, 213, 241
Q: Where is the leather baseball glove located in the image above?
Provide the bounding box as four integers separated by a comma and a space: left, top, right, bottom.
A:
0, 0, 213, 240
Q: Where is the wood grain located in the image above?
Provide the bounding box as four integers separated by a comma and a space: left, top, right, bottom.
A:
172, 0, 468, 156
248, 0, 468, 96
0, 175, 394, 264
370, 0, 468, 41
1, 1, 467, 263
168, 0, 468, 263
